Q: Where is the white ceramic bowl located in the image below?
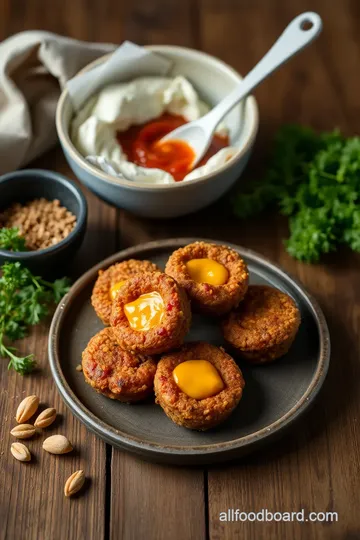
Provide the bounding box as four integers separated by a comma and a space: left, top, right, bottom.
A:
56, 45, 259, 218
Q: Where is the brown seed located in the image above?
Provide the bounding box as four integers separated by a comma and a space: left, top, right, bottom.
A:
10, 424, 36, 439
15, 395, 39, 423
34, 408, 57, 428
11, 442, 31, 462
0, 199, 77, 250
64, 470, 85, 497
42, 435, 73, 454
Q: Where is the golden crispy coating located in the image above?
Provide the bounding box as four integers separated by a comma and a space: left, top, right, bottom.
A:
110, 272, 191, 355
154, 342, 245, 430
82, 327, 157, 402
91, 259, 160, 324
222, 285, 301, 363
165, 242, 249, 316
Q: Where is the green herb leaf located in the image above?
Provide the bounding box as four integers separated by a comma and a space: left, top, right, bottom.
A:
0, 228, 27, 251
50, 277, 71, 303
232, 125, 360, 262
0, 262, 71, 374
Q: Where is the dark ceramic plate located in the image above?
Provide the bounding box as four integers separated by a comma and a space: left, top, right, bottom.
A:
48, 238, 330, 465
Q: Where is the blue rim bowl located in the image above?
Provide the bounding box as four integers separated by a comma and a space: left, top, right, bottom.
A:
0, 169, 88, 275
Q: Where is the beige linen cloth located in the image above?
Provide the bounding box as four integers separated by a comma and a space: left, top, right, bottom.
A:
0, 31, 115, 175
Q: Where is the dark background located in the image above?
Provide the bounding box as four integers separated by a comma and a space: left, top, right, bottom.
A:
1, 1, 359, 539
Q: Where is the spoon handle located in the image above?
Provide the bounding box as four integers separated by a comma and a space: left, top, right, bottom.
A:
205, 12, 322, 129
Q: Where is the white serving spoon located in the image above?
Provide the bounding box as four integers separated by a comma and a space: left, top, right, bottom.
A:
160, 12, 322, 168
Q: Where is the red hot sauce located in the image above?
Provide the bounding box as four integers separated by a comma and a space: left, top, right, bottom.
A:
116, 113, 229, 181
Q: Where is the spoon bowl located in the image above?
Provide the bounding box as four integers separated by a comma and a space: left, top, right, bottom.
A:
161, 11, 323, 168
56, 45, 259, 218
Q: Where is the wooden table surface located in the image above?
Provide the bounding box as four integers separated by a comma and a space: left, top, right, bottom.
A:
1, 1, 360, 539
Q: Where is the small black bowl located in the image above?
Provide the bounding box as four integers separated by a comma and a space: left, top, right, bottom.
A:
0, 169, 88, 275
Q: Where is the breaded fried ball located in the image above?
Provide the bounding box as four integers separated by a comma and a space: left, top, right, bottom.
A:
165, 241, 249, 316
110, 272, 191, 355
222, 285, 301, 363
82, 327, 157, 402
91, 259, 160, 324
154, 342, 245, 430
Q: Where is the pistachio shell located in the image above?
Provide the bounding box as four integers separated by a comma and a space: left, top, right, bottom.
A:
11, 442, 31, 462
10, 424, 36, 439
64, 470, 85, 497
42, 435, 73, 454
16, 395, 39, 423
34, 408, 57, 428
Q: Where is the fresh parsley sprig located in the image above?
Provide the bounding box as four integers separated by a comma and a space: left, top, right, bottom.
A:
232, 125, 360, 262
0, 227, 27, 251
0, 262, 70, 374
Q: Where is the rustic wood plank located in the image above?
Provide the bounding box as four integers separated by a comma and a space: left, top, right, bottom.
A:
199, 1, 360, 539
0, 145, 117, 540
1, 1, 360, 539
0, 1, 117, 536
110, 3, 206, 540
311, 0, 360, 133
110, 453, 206, 540
122, 0, 198, 46
0, 360, 106, 540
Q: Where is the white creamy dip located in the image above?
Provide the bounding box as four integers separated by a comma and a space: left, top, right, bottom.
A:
71, 76, 236, 184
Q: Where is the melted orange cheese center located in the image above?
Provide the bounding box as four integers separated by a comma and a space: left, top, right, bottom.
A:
173, 360, 224, 399
124, 291, 164, 331
109, 280, 127, 300
186, 258, 229, 286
